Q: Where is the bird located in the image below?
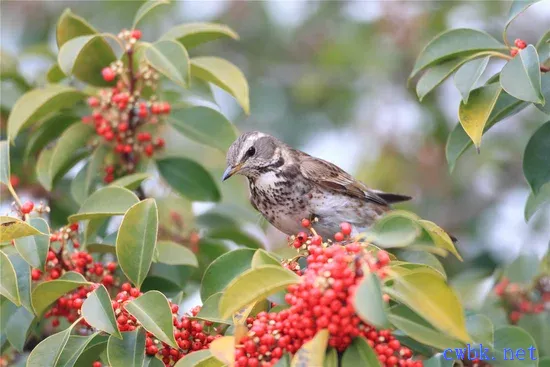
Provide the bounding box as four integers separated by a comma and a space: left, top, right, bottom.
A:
222, 131, 412, 239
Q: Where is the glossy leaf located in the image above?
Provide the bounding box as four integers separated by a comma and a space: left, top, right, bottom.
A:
5, 306, 35, 352
116, 199, 158, 288
56, 333, 99, 367
195, 293, 231, 324
169, 106, 237, 152
0, 140, 10, 185
73, 335, 109, 366
27, 321, 74, 367
458, 83, 502, 149
8, 253, 32, 312
24, 114, 79, 159
410, 28, 506, 79
161, 22, 238, 49
69, 186, 139, 222
125, 291, 177, 348
454, 56, 490, 103
501, 45, 544, 104
56, 8, 96, 47
58, 35, 116, 86
537, 30, 550, 64
132, 0, 169, 29
145, 40, 189, 87
493, 326, 538, 367
0, 251, 20, 306
202, 248, 254, 301
397, 251, 446, 278
291, 329, 329, 367
353, 272, 389, 329
110, 172, 151, 190
525, 181, 550, 221
156, 240, 198, 267
71, 145, 108, 205
82, 285, 121, 338
157, 157, 220, 202
6, 84, 86, 141
371, 210, 421, 248
191, 56, 249, 114
418, 220, 462, 260
219, 265, 300, 319
32, 271, 90, 315
106, 329, 146, 367
341, 336, 381, 367
174, 350, 213, 367
416, 58, 466, 101
0, 216, 45, 243
251, 249, 281, 268
523, 121, 550, 194
46, 64, 66, 83
14, 217, 50, 271
36, 145, 87, 191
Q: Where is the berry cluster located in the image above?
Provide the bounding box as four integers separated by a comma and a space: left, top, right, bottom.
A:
82, 28, 168, 183
510, 38, 527, 56
494, 276, 549, 324
45, 284, 99, 327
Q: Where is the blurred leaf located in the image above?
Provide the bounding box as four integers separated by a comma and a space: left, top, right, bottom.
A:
56, 8, 96, 47
501, 45, 544, 104
540, 358, 550, 367
209, 336, 234, 365
423, 354, 456, 367
410, 29, 506, 79
46, 64, 66, 83
0, 141, 10, 185
291, 329, 329, 367
385, 271, 470, 343
458, 83, 502, 149
523, 121, 550, 194
58, 35, 117, 86
353, 273, 389, 329
71, 146, 108, 205
341, 336, 380, 367
454, 56, 490, 103
13, 217, 49, 271
24, 114, 79, 159
525, 181, 550, 221
132, 0, 170, 29
174, 350, 213, 366
161, 22, 238, 49
82, 285, 121, 338
388, 304, 463, 350
7, 84, 86, 141
0, 216, 44, 242
465, 314, 494, 345
398, 251, 446, 278
195, 292, 231, 324
32, 271, 90, 315
416, 58, 466, 101
536, 73, 550, 114
191, 57, 249, 114
7, 253, 32, 312
110, 172, 151, 190
116, 199, 158, 289
418, 220, 462, 260
144, 357, 164, 367
169, 106, 237, 152
26, 323, 73, 367
36, 146, 87, 191
125, 291, 177, 348
106, 329, 146, 367
274, 354, 291, 367
69, 186, 139, 222
451, 269, 497, 310
324, 348, 338, 367
145, 40, 189, 88
219, 265, 299, 319
56, 333, 100, 367
5, 306, 35, 352
537, 30, 550, 64
200, 248, 255, 301
504, 253, 541, 284
156, 240, 198, 266
207, 227, 263, 248
0, 251, 20, 306
493, 326, 538, 367
157, 157, 220, 202
505, 1, 541, 38
371, 210, 421, 248
517, 312, 550, 357
251, 249, 280, 268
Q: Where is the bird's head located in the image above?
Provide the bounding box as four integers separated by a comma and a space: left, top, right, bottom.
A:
222, 131, 282, 181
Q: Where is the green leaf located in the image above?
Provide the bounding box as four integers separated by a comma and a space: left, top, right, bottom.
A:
116, 199, 158, 288
71, 145, 108, 205
501, 45, 544, 104
505, 1, 541, 39
523, 120, 550, 194
410, 29, 506, 79
458, 83, 502, 149
353, 272, 390, 329
56, 8, 96, 47
81, 285, 121, 338
454, 56, 491, 103
466, 314, 494, 345
423, 354, 456, 367
194, 293, 231, 324
27, 324, 74, 367
156, 240, 198, 266
56, 333, 99, 367
36, 145, 88, 191
324, 348, 338, 367
207, 227, 263, 249
291, 329, 330, 367
168, 106, 237, 152
24, 114, 79, 159
397, 251, 447, 279
157, 157, 220, 202
251, 249, 280, 268
540, 358, 550, 367
68, 186, 139, 222
8, 253, 32, 312
371, 210, 421, 248
219, 265, 300, 319
0, 140, 10, 185
0, 216, 44, 242
58, 35, 116, 86
125, 291, 177, 348
385, 271, 470, 343
106, 329, 146, 367
525, 181, 550, 221
174, 350, 213, 367
536, 73, 550, 114
451, 269, 498, 310
493, 326, 538, 367
446, 91, 529, 171
388, 304, 463, 350
504, 253, 541, 284
416, 58, 466, 101
5, 306, 35, 352
132, 0, 170, 29
74, 335, 108, 366
109, 173, 151, 190
190, 57, 249, 114
145, 40, 189, 88
49, 123, 94, 185
7, 84, 86, 141
46, 64, 66, 83
161, 22, 238, 49
274, 354, 291, 367
418, 220, 462, 260
341, 336, 381, 367
200, 248, 255, 301
0, 251, 20, 306
14, 217, 50, 271
537, 30, 550, 65
144, 357, 165, 367
31, 271, 90, 315
517, 312, 550, 357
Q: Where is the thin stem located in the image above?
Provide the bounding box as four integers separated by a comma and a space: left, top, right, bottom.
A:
7, 183, 22, 207
482, 50, 513, 61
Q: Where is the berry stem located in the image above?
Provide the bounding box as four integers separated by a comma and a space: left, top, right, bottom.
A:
7, 182, 22, 208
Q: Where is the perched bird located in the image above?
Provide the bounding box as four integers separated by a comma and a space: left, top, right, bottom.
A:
222, 131, 411, 238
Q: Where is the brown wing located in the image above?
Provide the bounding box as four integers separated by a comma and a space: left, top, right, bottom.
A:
299, 157, 389, 206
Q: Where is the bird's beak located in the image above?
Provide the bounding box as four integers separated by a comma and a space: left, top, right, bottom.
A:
222, 163, 243, 181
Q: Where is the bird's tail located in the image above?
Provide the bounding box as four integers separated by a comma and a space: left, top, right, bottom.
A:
374, 191, 412, 204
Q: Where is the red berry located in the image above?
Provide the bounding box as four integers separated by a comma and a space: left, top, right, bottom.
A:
70, 223, 79, 231
52, 319, 60, 327
21, 201, 34, 214
311, 235, 323, 245
9, 175, 20, 187
118, 122, 129, 132
138, 107, 148, 118
93, 362, 102, 367
340, 222, 352, 236
101, 67, 116, 82
130, 288, 140, 297
510, 48, 519, 56
50, 269, 60, 279
31, 268, 42, 280
104, 174, 114, 184
144, 144, 154, 157
377, 250, 390, 266
47, 251, 56, 261
73, 298, 83, 309
334, 232, 344, 242
146, 345, 158, 355
107, 262, 117, 272
171, 304, 179, 314
87, 97, 100, 107
514, 38, 527, 49
102, 274, 114, 286
155, 138, 165, 148
123, 145, 133, 153
122, 283, 132, 292
131, 29, 142, 40
104, 131, 114, 141
301, 219, 311, 228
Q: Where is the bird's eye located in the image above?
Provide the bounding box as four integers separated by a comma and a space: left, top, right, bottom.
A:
246, 147, 256, 157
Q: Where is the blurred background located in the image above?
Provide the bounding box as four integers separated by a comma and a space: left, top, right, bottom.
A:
1, 0, 549, 280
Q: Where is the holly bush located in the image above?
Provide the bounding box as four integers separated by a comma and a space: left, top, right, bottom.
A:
0, 1, 548, 367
